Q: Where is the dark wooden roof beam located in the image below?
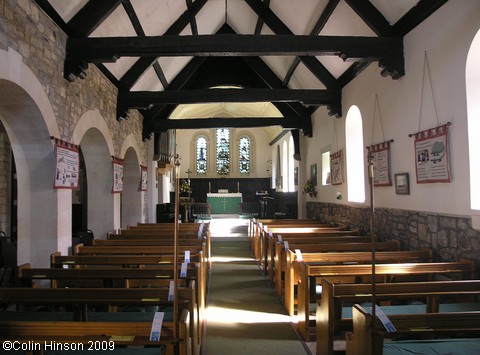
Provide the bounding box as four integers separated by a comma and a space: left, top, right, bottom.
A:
67, 0, 124, 37
119, 88, 340, 108
66, 34, 403, 60
283, 0, 340, 87
144, 117, 312, 131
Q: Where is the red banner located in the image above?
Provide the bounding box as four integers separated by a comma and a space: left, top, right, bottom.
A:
112, 157, 124, 193
53, 138, 80, 189
330, 150, 343, 185
414, 124, 450, 183
140, 165, 148, 191
366, 141, 392, 186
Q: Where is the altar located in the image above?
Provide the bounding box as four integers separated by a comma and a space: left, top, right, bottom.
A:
207, 193, 242, 214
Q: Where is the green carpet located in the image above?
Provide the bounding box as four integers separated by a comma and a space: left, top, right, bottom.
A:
202, 219, 309, 354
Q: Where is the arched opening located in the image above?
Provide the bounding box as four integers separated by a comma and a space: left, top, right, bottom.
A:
288, 136, 295, 192
80, 128, 115, 238
0, 80, 66, 267
345, 105, 366, 203
122, 147, 142, 228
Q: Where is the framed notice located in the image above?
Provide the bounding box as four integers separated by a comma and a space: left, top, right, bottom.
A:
395, 173, 410, 195
413, 124, 451, 183
53, 138, 80, 189
367, 141, 392, 186
112, 157, 124, 193
330, 150, 343, 185
140, 165, 148, 191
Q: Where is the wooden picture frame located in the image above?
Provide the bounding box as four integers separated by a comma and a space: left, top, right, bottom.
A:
394, 173, 410, 195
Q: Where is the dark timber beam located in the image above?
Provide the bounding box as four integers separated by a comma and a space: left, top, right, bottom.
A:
244, 0, 339, 89
67, 0, 123, 37
119, 88, 340, 108
144, 117, 312, 131
65, 34, 403, 60
394, 0, 449, 36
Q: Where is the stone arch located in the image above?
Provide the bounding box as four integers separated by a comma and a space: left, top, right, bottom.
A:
0, 48, 67, 267
72, 111, 116, 238
120, 135, 144, 228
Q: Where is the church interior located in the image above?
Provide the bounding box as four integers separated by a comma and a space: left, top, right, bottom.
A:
1, 0, 480, 354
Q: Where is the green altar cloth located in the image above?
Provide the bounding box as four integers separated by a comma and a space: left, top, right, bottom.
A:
207, 193, 242, 214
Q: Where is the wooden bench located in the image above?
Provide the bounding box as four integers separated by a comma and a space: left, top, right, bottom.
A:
105, 232, 211, 268
277, 240, 401, 316
297, 259, 476, 341
0, 309, 191, 355
282, 247, 428, 316
0, 284, 200, 355
249, 219, 341, 264
346, 304, 480, 355
317, 278, 480, 355
50, 252, 203, 268
269, 234, 372, 286
259, 226, 357, 272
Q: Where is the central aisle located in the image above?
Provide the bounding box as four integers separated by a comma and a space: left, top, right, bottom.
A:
202, 218, 309, 355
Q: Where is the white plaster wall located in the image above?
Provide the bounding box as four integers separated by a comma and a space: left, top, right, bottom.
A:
302, 0, 480, 217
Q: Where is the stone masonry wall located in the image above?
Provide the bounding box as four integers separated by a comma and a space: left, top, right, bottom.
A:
0, 0, 147, 160
1, 0, 149, 219
307, 202, 480, 264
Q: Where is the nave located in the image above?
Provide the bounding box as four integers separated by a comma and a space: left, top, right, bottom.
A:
203, 218, 309, 355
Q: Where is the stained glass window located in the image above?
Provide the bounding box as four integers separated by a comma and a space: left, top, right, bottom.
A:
196, 136, 207, 174
216, 128, 230, 175
239, 136, 250, 174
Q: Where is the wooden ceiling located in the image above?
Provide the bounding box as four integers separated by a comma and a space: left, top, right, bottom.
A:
33, 0, 449, 140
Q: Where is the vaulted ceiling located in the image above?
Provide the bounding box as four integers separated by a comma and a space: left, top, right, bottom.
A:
33, 0, 449, 142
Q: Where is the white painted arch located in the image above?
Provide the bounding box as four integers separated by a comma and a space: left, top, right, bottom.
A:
0, 48, 69, 267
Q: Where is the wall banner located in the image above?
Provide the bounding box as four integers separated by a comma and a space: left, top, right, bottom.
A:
367, 141, 392, 186
413, 123, 451, 184
330, 150, 343, 185
112, 157, 124, 193
53, 138, 80, 189
140, 165, 148, 191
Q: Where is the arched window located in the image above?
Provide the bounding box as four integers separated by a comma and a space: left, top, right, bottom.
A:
288, 136, 295, 192
345, 106, 366, 203
282, 141, 288, 191
238, 136, 251, 174
467, 30, 480, 212
216, 128, 230, 175
196, 136, 207, 174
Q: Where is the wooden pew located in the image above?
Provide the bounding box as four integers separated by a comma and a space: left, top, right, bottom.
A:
346, 304, 480, 355
259, 226, 358, 272
282, 247, 428, 316
269, 235, 372, 286
277, 240, 401, 316
50, 252, 202, 268
18, 263, 201, 289
297, 259, 476, 341
249, 218, 324, 240
250, 219, 342, 265
104, 233, 211, 269
317, 278, 480, 355
0, 284, 200, 355
0, 309, 191, 355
